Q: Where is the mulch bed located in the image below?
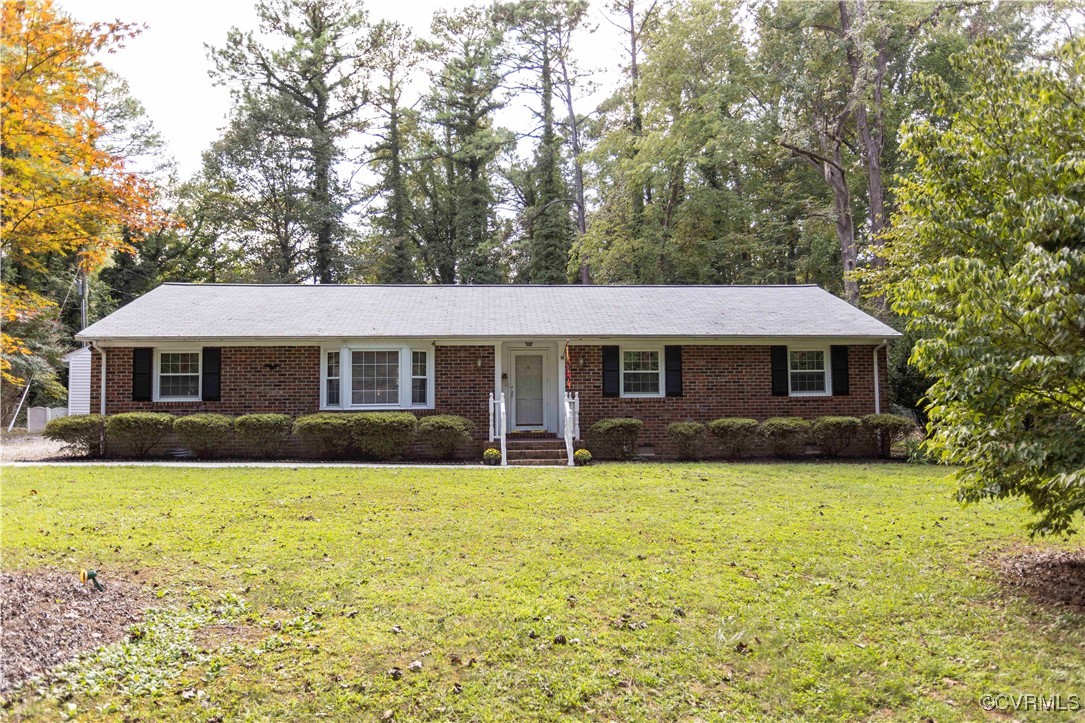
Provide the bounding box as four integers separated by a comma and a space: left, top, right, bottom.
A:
998, 548, 1085, 612
0, 570, 151, 691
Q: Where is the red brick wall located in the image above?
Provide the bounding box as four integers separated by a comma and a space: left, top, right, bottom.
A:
90, 344, 496, 457
89, 343, 888, 459
566, 344, 889, 457
90, 346, 321, 417
425, 345, 495, 441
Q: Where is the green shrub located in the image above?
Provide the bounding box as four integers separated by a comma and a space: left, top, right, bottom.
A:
666, 421, 706, 460
352, 412, 418, 461
707, 417, 759, 458
483, 447, 502, 465
234, 414, 293, 458
174, 414, 232, 459
862, 414, 917, 459
418, 415, 477, 459
574, 448, 592, 466
105, 412, 175, 458
43, 415, 105, 457
758, 417, 812, 457
293, 413, 353, 458
587, 418, 643, 459
811, 416, 861, 457
904, 436, 934, 465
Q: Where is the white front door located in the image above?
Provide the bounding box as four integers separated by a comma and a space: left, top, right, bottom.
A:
511, 351, 546, 430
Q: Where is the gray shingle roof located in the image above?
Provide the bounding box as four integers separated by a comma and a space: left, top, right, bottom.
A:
77, 283, 900, 341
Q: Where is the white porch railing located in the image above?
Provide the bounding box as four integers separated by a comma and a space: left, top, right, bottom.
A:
563, 391, 580, 467
488, 392, 508, 467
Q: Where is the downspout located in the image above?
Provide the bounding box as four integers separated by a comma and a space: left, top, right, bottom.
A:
873, 339, 888, 414
91, 341, 106, 415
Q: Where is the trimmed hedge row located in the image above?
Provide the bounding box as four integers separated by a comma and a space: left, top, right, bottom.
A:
46, 411, 477, 461
585, 413, 916, 460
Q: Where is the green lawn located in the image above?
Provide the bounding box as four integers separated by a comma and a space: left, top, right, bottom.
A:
2, 463, 1082, 721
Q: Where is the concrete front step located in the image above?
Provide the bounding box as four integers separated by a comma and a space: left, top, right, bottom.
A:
506, 448, 566, 460
507, 458, 570, 466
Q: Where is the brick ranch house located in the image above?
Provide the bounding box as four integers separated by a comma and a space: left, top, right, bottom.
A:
76, 284, 899, 460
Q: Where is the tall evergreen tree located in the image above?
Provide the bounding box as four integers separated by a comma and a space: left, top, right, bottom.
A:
503, 1, 587, 284
369, 20, 420, 283
209, 0, 375, 283
412, 5, 513, 284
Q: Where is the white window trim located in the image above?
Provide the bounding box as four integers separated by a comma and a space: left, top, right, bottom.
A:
320, 344, 435, 411
619, 346, 665, 398
787, 345, 832, 397
153, 348, 202, 402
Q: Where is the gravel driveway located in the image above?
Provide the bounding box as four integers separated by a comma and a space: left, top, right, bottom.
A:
1, 432, 68, 462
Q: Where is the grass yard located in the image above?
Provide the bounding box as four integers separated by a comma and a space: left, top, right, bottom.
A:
2, 463, 1082, 721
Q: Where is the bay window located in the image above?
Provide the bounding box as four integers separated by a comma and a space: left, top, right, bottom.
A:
322, 345, 432, 410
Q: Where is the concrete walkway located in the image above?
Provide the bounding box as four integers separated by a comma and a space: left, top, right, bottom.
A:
1, 460, 508, 469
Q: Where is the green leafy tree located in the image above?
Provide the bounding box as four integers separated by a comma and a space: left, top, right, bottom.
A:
873, 37, 1085, 536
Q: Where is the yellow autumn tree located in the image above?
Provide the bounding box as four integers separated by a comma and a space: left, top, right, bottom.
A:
1, 0, 166, 389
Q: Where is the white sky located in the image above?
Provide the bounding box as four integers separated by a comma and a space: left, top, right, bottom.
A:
63, 0, 625, 179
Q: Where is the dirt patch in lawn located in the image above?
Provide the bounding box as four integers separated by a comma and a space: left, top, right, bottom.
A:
998, 548, 1085, 613
0, 569, 151, 691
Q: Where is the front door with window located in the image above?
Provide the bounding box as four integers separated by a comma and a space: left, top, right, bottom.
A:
511, 351, 545, 430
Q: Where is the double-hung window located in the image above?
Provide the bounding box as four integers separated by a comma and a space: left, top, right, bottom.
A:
789, 349, 828, 395
157, 351, 200, 400
325, 351, 341, 406
621, 349, 663, 397
411, 351, 428, 405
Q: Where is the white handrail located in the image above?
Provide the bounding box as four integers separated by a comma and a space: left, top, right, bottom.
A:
563, 392, 576, 467
488, 392, 495, 441
497, 392, 508, 467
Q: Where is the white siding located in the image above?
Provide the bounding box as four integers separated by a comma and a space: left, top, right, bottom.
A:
65, 346, 92, 415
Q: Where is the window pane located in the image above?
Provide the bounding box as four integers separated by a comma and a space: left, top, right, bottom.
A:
160, 374, 199, 398
790, 371, 826, 393
789, 350, 824, 372
326, 378, 340, 406
351, 350, 399, 405
327, 351, 340, 379
160, 352, 199, 375
412, 378, 427, 405
623, 350, 659, 372
412, 351, 427, 378
623, 371, 660, 394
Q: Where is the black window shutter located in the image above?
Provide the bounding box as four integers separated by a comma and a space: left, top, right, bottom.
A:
770, 346, 788, 397
132, 348, 153, 401
602, 346, 620, 397
202, 347, 222, 402
830, 345, 850, 396
664, 346, 683, 397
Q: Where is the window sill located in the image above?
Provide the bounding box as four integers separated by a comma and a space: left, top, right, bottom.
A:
788, 392, 831, 398
320, 406, 436, 412
153, 397, 202, 403
619, 393, 665, 399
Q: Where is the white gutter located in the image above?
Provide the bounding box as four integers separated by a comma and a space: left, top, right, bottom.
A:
873, 339, 888, 414
91, 341, 106, 415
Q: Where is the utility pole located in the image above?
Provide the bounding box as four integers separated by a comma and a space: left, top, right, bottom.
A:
79, 270, 88, 341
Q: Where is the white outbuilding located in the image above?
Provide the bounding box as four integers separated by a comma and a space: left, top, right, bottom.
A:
62, 346, 92, 416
